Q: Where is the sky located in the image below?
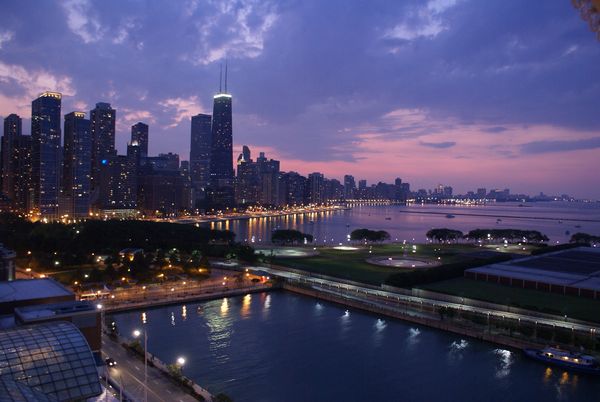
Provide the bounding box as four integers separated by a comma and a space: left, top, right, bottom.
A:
0, 0, 599, 198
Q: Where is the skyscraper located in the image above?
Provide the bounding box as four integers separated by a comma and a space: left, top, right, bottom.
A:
208, 65, 234, 208
90, 102, 116, 194
63, 112, 92, 217
31, 92, 62, 218
190, 113, 212, 201
343, 175, 355, 200
131, 122, 149, 158
1, 114, 22, 200
307, 172, 325, 204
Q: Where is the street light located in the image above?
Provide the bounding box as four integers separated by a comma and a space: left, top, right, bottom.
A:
133, 329, 148, 402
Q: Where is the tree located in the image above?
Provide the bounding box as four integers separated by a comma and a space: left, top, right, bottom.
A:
426, 228, 463, 243
350, 228, 390, 243
271, 229, 313, 245
570, 232, 600, 244
464, 229, 549, 243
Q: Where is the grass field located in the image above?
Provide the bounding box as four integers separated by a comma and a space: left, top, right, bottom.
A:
272, 243, 481, 285
419, 277, 600, 323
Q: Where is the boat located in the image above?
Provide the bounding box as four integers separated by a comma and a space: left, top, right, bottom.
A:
523, 347, 600, 375
385, 217, 392, 220
446, 214, 455, 219
575, 225, 582, 229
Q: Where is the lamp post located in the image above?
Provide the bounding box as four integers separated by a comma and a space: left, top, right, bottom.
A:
133, 329, 148, 402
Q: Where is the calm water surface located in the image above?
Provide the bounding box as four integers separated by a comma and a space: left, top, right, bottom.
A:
112, 291, 600, 402
206, 202, 600, 244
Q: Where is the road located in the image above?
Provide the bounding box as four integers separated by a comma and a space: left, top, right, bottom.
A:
253, 265, 599, 335
102, 335, 199, 402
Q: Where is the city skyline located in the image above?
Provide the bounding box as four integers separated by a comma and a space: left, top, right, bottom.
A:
0, 1, 599, 197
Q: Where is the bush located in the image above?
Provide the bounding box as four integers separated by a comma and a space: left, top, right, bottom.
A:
384, 255, 513, 288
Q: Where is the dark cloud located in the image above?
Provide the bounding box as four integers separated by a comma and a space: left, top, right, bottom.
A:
483, 126, 508, 133
521, 137, 600, 154
419, 141, 456, 149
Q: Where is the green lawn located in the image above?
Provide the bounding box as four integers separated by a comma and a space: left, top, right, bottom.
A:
419, 277, 600, 323
272, 243, 480, 285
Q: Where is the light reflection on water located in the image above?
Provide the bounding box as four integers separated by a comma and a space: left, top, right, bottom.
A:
493, 349, 513, 379
111, 292, 599, 402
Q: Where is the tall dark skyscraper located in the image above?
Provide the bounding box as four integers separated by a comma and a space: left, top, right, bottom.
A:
1, 114, 22, 200
131, 122, 149, 158
90, 102, 116, 194
208, 65, 234, 208
31, 92, 62, 218
63, 112, 92, 218
190, 113, 212, 201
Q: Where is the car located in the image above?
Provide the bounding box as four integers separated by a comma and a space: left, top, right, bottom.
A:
105, 357, 117, 367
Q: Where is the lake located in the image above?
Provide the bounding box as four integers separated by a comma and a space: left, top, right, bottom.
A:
112, 291, 600, 402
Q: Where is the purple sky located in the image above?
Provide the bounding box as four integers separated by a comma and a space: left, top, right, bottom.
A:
1, 1, 599, 198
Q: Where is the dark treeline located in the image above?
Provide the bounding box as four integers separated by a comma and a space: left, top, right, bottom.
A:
570, 232, 600, 244
384, 255, 513, 288
465, 229, 549, 242
425, 228, 550, 243
350, 229, 390, 243
272, 229, 313, 245
0, 213, 257, 267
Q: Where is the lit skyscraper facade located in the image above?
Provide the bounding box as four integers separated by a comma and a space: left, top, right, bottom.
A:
190, 113, 212, 201
131, 122, 149, 158
31, 92, 62, 218
90, 102, 116, 194
1, 114, 22, 200
63, 112, 91, 217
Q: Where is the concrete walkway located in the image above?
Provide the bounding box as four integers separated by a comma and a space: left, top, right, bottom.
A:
102, 334, 200, 402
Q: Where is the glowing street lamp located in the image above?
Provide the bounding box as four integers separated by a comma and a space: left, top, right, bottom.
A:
133, 329, 148, 402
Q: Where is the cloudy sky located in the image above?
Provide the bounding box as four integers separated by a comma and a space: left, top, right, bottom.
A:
1, 0, 599, 198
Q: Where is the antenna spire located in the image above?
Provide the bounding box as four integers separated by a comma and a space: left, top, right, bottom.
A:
219, 63, 222, 93
225, 59, 228, 93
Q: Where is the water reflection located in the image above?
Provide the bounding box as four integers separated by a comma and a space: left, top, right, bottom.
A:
407, 328, 421, 347
492, 349, 513, 379
205, 299, 234, 365
221, 298, 229, 315
170, 311, 175, 326
141, 312, 147, 324
448, 339, 469, 363
182, 305, 187, 321
241, 294, 251, 318
373, 319, 387, 347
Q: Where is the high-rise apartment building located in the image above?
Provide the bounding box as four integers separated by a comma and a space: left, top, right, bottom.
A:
190, 114, 212, 202
1, 114, 22, 200
90, 102, 116, 193
131, 122, 149, 158
62, 112, 92, 217
343, 175, 355, 200
31, 92, 62, 218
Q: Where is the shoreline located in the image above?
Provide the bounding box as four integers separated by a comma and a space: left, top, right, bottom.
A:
165, 205, 349, 225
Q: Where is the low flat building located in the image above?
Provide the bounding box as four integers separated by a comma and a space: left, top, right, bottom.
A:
465, 247, 600, 299
0, 278, 75, 315
15, 300, 101, 352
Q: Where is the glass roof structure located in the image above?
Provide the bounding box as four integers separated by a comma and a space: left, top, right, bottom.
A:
0, 321, 101, 401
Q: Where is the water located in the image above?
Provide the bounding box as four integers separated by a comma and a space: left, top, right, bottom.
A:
111, 291, 600, 402
207, 202, 600, 245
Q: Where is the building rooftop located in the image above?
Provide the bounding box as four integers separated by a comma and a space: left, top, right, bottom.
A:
15, 301, 96, 322
0, 279, 73, 303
